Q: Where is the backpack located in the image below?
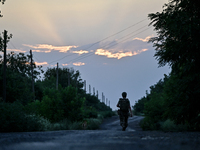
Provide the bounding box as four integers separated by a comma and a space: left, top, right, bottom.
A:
119, 98, 129, 112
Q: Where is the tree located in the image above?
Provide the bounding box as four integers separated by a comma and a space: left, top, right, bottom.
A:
0, 52, 42, 104
149, 0, 200, 69
44, 67, 84, 90
0, 0, 6, 17
148, 0, 200, 129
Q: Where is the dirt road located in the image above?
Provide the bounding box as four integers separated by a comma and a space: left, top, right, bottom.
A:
0, 116, 200, 150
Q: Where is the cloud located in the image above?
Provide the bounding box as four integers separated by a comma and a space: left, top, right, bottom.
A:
73, 62, 85, 66
35, 62, 48, 66
72, 50, 89, 55
62, 64, 69, 66
133, 35, 153, 42
7, 49, 26, 53
32, 50, 51, 53
95, 48, 148, 59
23, 44, 78, 53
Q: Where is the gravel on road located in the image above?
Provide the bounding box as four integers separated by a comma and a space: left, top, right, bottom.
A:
0, 116, 200, 150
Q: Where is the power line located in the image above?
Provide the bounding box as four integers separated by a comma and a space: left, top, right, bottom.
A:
64, 26, 152, 64
48, 53, 76, 65
4, 18, 150, 66
33, 55, 41, 62
82, 18, 147, 50
9, 41, 18, 50
100, 25, 148, 49
106, 26, 152, 49
49, 18, 148, 65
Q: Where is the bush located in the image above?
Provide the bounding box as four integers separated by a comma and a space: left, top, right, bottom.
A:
37, 116, 52, 131
139, 116, 161, 130
0, 102, 42, 132
160, 119, 188, 132
100, 111, 115, 119
87, 118, 102, 130
69, 122, 82, 130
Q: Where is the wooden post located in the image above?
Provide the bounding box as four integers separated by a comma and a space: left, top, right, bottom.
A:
93, 87, 95, 96
3, 30, 7, 102
96, 90, 98, 99
56, 62, 58, 90
102, 92, 103, 103
89, 84, 91, 94
84, 80, 86, 92
30, 50, 35, 100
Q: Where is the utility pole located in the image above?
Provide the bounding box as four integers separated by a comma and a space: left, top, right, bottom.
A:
56, 62, 58, 90
84, 80, 86, 92
89, 85, 91, 94
102, 92, 104, 103
3, 30, 7, 102
30, 50, 35, 100
93, 87, 95, 96
96, 90, 98, 99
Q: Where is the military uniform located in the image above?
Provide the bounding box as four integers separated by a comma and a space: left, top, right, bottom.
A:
117, 98, 130, 130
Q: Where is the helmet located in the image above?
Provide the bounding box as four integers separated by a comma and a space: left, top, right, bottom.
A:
122, 92, 127, 97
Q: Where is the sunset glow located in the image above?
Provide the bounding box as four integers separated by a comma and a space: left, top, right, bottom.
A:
95, 48, 148, 59
133, 35, 153, 42
23, 44, 78, 53
62, 64, 69, 66
72, 50, 89, 55
35, 62, 48, 66
73, 62, 85, 66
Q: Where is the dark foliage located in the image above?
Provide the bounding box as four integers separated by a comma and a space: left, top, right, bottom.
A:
136, 0, 200, 131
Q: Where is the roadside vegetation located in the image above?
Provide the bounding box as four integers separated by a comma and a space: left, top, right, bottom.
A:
133, 0, 200, 131
0, 0, 114, 133
0, 52, 114, 132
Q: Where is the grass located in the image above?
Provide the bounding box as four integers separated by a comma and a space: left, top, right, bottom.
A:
32, 113, 105, 131
140, 117, 188, 132
160, 119, 188, 132
0, 101, 114, 132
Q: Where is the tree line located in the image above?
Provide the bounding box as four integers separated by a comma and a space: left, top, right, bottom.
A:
133, 0, 200, 131
0, 0, 113, 132
0, 51, 113, 132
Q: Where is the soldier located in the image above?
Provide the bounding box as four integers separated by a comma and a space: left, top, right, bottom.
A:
117, 92, 133, 131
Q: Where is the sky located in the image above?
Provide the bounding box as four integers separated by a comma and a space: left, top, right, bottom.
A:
0, 0, 170, 110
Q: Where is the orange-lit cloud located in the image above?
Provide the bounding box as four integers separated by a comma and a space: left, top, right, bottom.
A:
35, 62, 48, 66
95, 49, 148, 59
32, 50, 51, 53
23, 44, 78, 53
133, 35, 153, 42
73, 62, 85, 66
72, 50, 89, 55
62, 64, 69, 66
7, 49, 26, 53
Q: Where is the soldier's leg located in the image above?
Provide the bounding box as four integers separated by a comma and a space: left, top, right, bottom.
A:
124, 116, 128, 128
119, 114, 123, 126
